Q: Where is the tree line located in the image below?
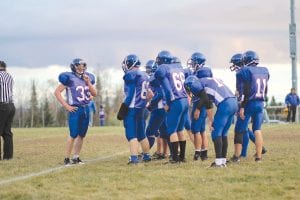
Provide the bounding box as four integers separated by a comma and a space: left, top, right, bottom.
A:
12, 72, 124, 128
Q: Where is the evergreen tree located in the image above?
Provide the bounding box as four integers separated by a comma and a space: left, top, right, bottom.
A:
43, 97, 54, 127
270, 96, 277, 106
29, 80, 41, 127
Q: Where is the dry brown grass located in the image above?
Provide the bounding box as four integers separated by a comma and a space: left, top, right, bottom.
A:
0, 125, 299, 200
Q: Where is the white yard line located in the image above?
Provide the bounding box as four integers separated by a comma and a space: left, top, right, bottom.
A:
0, 151, 127, 186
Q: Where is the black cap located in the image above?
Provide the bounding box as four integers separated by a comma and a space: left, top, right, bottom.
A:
0, 61, 6, 68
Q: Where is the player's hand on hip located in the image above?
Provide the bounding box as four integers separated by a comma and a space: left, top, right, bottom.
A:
193, 108, 200, 120
65, 104, 78, 112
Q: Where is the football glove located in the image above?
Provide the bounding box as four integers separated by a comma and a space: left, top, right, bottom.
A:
117, 103, 129, 120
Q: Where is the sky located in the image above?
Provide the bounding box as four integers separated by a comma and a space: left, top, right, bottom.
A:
0, 0, 299, 104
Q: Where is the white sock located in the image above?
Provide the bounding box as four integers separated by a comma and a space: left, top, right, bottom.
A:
222, 158, 227, 165
73, 154, 79, 159
215, 158, 223, 165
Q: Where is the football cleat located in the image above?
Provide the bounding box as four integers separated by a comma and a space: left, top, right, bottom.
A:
255, 157, 262, 163
230, 155, 240, 163
72, 157, 85, 165
210, 162, 225, 168
194, 152, 201, 161
64, 158, 71, 166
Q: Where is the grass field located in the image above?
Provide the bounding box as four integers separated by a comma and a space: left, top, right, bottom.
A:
0, 124, 299, 200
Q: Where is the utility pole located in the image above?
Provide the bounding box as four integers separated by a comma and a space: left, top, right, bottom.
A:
290, 0, 298, 92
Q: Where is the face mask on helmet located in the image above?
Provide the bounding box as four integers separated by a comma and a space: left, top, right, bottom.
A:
70, 58, 87, 75
145, 60, 156, 75
230, 53, 244, 71
187, 52, 206, 72
156, 50, 173, 65
243, 50, 259, 66
184, 75, 199, 95
122, 54, 141, 72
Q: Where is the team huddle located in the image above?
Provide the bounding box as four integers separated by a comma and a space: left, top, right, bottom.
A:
55, 50, 269, 168
117, 50, 269, 167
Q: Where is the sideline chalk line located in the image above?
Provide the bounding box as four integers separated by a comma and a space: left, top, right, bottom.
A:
0, 151, 127, 186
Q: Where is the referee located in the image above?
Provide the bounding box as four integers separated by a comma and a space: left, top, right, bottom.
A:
0, 60, 15, 160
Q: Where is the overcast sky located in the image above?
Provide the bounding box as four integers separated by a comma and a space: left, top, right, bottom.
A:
0, 0, 299, 68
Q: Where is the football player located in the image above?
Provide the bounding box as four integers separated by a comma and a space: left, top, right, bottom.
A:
184, 68, 238, 168
173, 57, 194, 144
117, 54, 151, 165
145, 60, 168, 159
237, 50, 269, 162
54, 58, 97, 165
154, 51, 189, 163
187, 52, 209, 161
229, 53, 267, 161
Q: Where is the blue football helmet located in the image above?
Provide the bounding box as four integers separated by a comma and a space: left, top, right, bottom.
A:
172, 56, 181, 64
243, 50, 259, 66
230, 53, 244, 71
184, 75, 199, 94
187, 52, 206, 72
145, 60, 157, 75
70, 58, 87, 75
122, 54, 141, 72
156, 50, 173, 65
196, 67, 213, 79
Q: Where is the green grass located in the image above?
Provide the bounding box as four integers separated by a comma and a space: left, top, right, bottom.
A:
0, 125, 299, 200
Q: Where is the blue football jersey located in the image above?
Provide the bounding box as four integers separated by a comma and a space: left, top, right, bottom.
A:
199, 77, 235, 106
183, 68, 193, 79
123, 70, 149, 108
149, 75, 165, 109
235, 69, 244, 102
155, 63, 187, 105
239, 66, 269, 101
58, 72, 95, 106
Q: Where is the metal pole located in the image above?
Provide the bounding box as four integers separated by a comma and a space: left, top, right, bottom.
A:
290, 0, 298, 92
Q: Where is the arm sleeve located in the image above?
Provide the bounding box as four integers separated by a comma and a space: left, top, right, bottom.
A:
123, 83, 135, 106
161, 78, 173, 105
154, 66, 166, 80
285, 95, 289, 105
196, 90, 213, 109
149, 86, 163, 107
123, 72, 137, 106
239, 70, 250, 108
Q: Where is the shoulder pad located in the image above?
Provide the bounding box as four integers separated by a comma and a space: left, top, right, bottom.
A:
58, 72, 71, 85
154, 65, 167, 80
123, 70, 137, 83
86, 72, 96, 84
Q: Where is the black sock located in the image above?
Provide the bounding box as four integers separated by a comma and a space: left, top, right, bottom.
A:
167, 138, 173, 156
213, 136, 222, 158
222, 136, 228, 158
170, 141, 179, 161
202, 150, 207, 158
179, 140, 186, 160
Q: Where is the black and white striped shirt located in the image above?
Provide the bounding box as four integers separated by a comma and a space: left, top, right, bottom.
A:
0, 71, 14, 103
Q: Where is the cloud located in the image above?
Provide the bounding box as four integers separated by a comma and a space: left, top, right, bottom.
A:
0, 0, 298, 68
